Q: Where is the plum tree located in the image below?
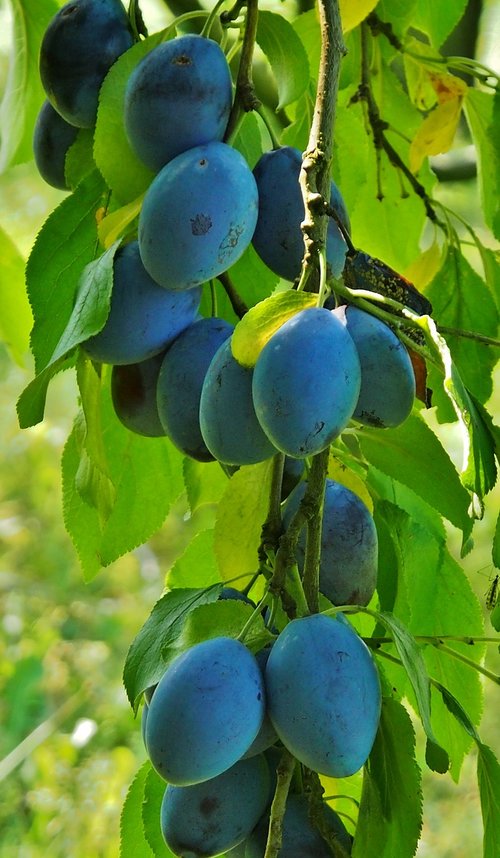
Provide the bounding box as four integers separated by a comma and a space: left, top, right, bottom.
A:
82, 241, 201, 364
252, 307, 361, 457
199, 339, 277, 465
160, 755, 271, 857
145, 636, 265, 785
39, 0, 133, 128
245, 794, 352, 857
252, 147, 349, 281
156, 317, 233, 460
265, 614, 381, 778
111, 353, 166, 437
32, 100, 79, 190
283, 478, 378, 606
138, 142, 258, 290
333, 305, 416, 428
124, 35, 233, 173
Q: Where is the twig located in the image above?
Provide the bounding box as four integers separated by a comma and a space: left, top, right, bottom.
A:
264, 750, 296, 858
302, 448, 330, 614
217, 271, 249, 318
224, 0, 260, 141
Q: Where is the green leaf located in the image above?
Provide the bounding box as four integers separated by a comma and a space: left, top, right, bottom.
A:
477, 744, 500, 858
17, 355, 74, 429
353, 698, 422, 858
123, 586, 221, 711
231, 291, 317, 368
426, 247, 498, 406
94, 32, 166, 204
142, 769, 174, 857
374, 610, 449, 773
410, 0, 468, 47
62, 378, 184, 581
0, 225, 32, 365
120, 762, 154, 858
493, 512, 500, 570
0, 0, 59, 171
27, 169, 106, 373
183, 458, 228, 514
465, 89, 500, 240
65, 128, 96, 191
231, 111, 265, 170
256, 11, 310, 111
292, 11, 321, 81
176, 600, 274, 654
376, 0, 419, 37
357, 413, 472, 539
214, 460, 274, 583
227, 243, 281, 313
166, 529, 221, 590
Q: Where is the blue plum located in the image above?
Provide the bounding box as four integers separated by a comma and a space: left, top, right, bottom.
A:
283, 478, 377, 606
138, 142, 258, 290
219, 587, 256, 606
141, 702, 149, 748
40, 0, 133, 128
145, 636, 265, 785
252, 146, 349, 281
82, 241, 201, 365
111, 352, 166, 437
124, 35, 232, 173
265, 614, 381, 778
252, 307, 361, 457
33, 100, 79, 190
199, 339, 277, 465
156, 317, 233, 461
334, 305, 416, 428
160, 755, 271, 857
246, 794, 352, 857
242, 647, 278, 758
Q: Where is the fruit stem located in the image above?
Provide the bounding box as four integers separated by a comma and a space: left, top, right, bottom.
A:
260, 453, 285, 562
224, 0, 260, 141
236, 588, 270, 642
298, 0, 346, 292
201, 0, 228, 38
302, 448, 330, 614
264, 749, 296, 858
217, 271, 249, 318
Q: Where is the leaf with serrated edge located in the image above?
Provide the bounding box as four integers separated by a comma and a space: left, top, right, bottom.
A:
142, 768, 174, 857
176, 601, 274, 655
123, 586, 222, 711
167, 529, 221, 590
256, 11, 309, 111
353, 698, 423, 858
214, 460, 274, 582
120, 762, 154, 858
231, 292, 317, 368
98, 195, 145, 249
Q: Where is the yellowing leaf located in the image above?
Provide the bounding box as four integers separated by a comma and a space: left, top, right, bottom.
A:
429, 72, 468, 104
403, 241, 444, 292
410, 95, 466, 173
231, 291, 317, 368
328, 454, 373, 513
339, 0, 379, 32
98, 194, 145, 249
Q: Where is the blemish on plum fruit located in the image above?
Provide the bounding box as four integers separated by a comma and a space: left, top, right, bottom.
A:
191, 214, 212, 236
172, 53, 192, 65
200, 796, 219, 816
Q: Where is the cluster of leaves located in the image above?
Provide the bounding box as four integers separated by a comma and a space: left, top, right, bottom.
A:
1, 0, 499, 856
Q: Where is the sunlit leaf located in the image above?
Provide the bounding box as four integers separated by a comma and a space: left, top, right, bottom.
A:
339, 0, 379, 33
120, 762, 155, 858
256, 11, 309, 111
231, 291, 317, 368
465, 89, 500, 240
0, 226, 32, 365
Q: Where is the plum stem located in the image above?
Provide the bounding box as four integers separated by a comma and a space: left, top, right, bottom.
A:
302, 447, 330, 614
297, 0, 345, 292
264, 749, 296, 858
224, 0, 260, 141
217, 271, 249, 318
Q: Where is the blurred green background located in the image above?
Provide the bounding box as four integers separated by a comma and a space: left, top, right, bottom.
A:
0, 0, 499, 855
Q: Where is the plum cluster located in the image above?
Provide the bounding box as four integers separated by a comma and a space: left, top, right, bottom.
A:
141, 611, 379, 855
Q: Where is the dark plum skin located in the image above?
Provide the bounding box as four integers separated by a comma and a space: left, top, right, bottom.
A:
145, 636, 265, 785
246, 794, 352, 857
160, 755, 271, 857
39, 0, 133, 128
283, 478, 378, 606
281, 456, 305, 501
138, 142, 258, 290
334, 305, 416, 428
242, 647, 278, 759
252, 307, 361, 458
156, 317, 233, 461
33, 100, 79, 190
265, 614, 381, 778
111, 352, 166, 437
124, 35, 232, 173
199, 339, 277, 465
82, 241, 201, 365
219, 587, 255, 606
252, 146, 349, 281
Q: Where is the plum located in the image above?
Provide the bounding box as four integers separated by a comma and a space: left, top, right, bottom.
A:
40, 0, 133, 128
242, 646, 278, 759
145, 636, 265, 785
283, 478, 377, 606
246, 794, 352, 857
82, 241, 201, 365
252, 307, 361, 457
156, 317, 233, 461
111, 352, 166, 437
33, 100, 79, 190
138, 142, 258, 290
199, 339, 277, 465
265, 613, 381, 778
252, 146, 349, 281
333, 305, 416, 428
160, 755, 271, 857
124, 34, 232, 172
